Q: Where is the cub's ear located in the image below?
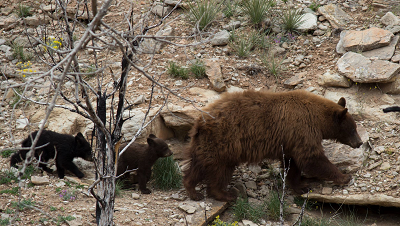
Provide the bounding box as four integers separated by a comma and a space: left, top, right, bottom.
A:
75, 132, 85, 143
336, 108, 348, 120
147, 137, 156, 146
148, 134, 157, 139
338, 97, 346, 107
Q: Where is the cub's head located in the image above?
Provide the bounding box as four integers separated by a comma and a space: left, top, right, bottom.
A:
147, 134, 173, 158
334, 97, 363, 148
75, 132, 93, 161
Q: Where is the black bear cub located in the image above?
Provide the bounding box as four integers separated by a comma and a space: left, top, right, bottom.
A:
117, 134, 172, 194
10, 130, 93, 179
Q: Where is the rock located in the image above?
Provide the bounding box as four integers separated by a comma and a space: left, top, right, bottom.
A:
178, 203, 197, 214
0, 45, 11, 53
321, 187, 333, 195
132, 193, 140, 199
283, 72, 305, 88
248, 164, 261, 174
55, 181, 66, 187
318, 4, 353, 29
140, 25, 174, 54
297, 13, 318, 32
160, 106, 199, 140
16, 118, 29, 130
210, 30, 230, 46
386, 25, 400, 35
245, 181, 257, 190
234, 182, 247, 199
205, 59, 226, 92
304, 193, 400, 207
380, 162, 391, 171
0, 14, 19, 29
318, 69, 352, 88
31, 176, 50, 185
151, 4, 172, 17
337, 52, 400, 83
64, 176, 81, 184
24, 15, 48, 26
226, 86, 244, 93
340, 27, 394, 52
222, 21, 241, 31
362, 35, 399, 60
392, 54, 400, 62
188, 87, 220, 103
133, 95, 146, 105
379, 77, 400, 94
242, 220, 258, 226
121, 109, 147, 141
380, 12, 400, 26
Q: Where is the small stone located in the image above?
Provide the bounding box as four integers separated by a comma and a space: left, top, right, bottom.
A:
380, 162, 391, 171
132, 193, 140, 200
31, 176, 50, 185
245, 181, 257, 190
321, 187, 332, 194
342, 189, 349, 195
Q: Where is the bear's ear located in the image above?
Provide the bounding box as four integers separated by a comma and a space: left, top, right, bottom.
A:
148, 134, 157, 139
336, 108, 348, 120
75, 132, 84, 144
338, 97, 346, 107
147, 137, 156, 147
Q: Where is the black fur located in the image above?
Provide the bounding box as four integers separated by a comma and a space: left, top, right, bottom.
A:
383, 106, 400, 113
117, 134, 172, 194
10, 130, 93, 179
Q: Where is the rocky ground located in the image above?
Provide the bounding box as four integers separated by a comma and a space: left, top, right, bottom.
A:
1, 0, 400, 225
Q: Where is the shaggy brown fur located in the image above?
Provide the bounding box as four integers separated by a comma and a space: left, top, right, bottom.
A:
183, 90, 363, 201
116, 134, 172, 194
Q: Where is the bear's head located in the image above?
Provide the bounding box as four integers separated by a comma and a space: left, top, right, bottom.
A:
147, 134, 173, 158
75, 132, 93, 161
334, 97, 363, 149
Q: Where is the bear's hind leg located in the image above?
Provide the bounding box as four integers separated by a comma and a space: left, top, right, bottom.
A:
285, 158, 309, 194
183, 165, 204, 201
206, 166, 237, 202
58, 160, 84, 179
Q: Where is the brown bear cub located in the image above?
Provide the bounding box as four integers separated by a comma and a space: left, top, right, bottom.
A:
10, 130, 93, 179
117, 134, 172, 194
183, 90, 363, 201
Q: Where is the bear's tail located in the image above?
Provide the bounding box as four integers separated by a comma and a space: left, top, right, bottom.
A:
383, 106, 400, 113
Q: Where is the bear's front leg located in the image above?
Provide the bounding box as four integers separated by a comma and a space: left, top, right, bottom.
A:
138, 168, 151, 194
61, 161, 85, 178
285, 158, 309, 194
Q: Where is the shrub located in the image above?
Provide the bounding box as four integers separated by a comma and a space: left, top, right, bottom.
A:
223, 0, 237, 18
58, 189, 78, 202
232, 197, 266, 223
240, 0, 273, 26
0, 149, 16, 158
262, 53, 285, 77
16, 4, 32, 18
229, 33, 254, 58
190, 60, 206, 78
281, 8, 304, 32
266, 190, 287, 221
168, 62, 189, 79
12, 42, 32, 62
187, 0, 222, 31
152, 156, 182, 190
11, 198, 35, 211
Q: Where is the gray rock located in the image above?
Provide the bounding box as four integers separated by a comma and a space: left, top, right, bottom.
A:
318, 69, 352, 87
0, 14, 19, 28
0, 39, 6, 46
245, 181, 257, 190
226, 86, 244, 93
205, 59, 226, 92
318, 4, 353, 29
386, 25, 400, 34
188, 87, 220, 103
160, 105, 199, 140
140, 25, 174, 54
284, 72, 305, 88
362, 35, 399, 60
24, 15, 47, 26
242, 220, 258, 226
380, 12, 400, 26
178, 203, 197, 214
0, 45, 11, 53
248, 164, 261, 174
16, 118, 29, 130
392, 54, 400, 62
132, 192, 140, 199
305, 193, 400, 208
379, 77, 400, 94
322, 187, 333, 195
380, 162, 391, 171
122, 109, 147, 141
210, 30, 230, 46
337, 52, 400, 83
340, 27, 393, 52
133, 95, 146, 105
222, 21, 241, 31
31, 176, 50, 185
234, 182, 247, 199
297, 13, 317, 32
151, 4, 172, 18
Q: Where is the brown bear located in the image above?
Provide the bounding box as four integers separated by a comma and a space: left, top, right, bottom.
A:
116, 134, 172, 194
182, 90, 363, 201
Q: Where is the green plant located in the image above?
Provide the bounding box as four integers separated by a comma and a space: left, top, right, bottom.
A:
16, 4, 32, 18
229, 33, 254, 58
12, 42, 32, 62
0, 187, 19, 195
333, 206, 365, 226
211, 215, 238, 226
266, 190, 287, 221
223, 0, 237, 18
241, 0, 273, 26
168, 62, 189, 79
115, 179, 126, 197
190, 60, 206, 78
309, 1, 321, 12
300, 216, 330, 226
231, 197, 266, 223
262, 53, 285, 77
281, 8, 305, 32
0, 149, 16, 158
152, 156, 182, 190
50, 206, 57, 211
187, 0, 222, 31
55, 215, 76, 225
58, 189, 77, 201
294, 197, 319, 211
0, 218, 10, 226
0, 169, 17, 185
75, 184, 85, 189
5, 208, 14, 214
11, 198, 35, 211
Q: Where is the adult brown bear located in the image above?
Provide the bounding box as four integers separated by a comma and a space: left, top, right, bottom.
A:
183, 90, 363, 201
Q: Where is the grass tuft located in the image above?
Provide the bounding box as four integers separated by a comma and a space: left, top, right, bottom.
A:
187, 0, 221, 31
152, 156, 182, 190
281, 8, 305, 32
240, 0, 274, 26
231, 197, 266, 223
168, 62, 189, 79
16, 4, 32, 18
